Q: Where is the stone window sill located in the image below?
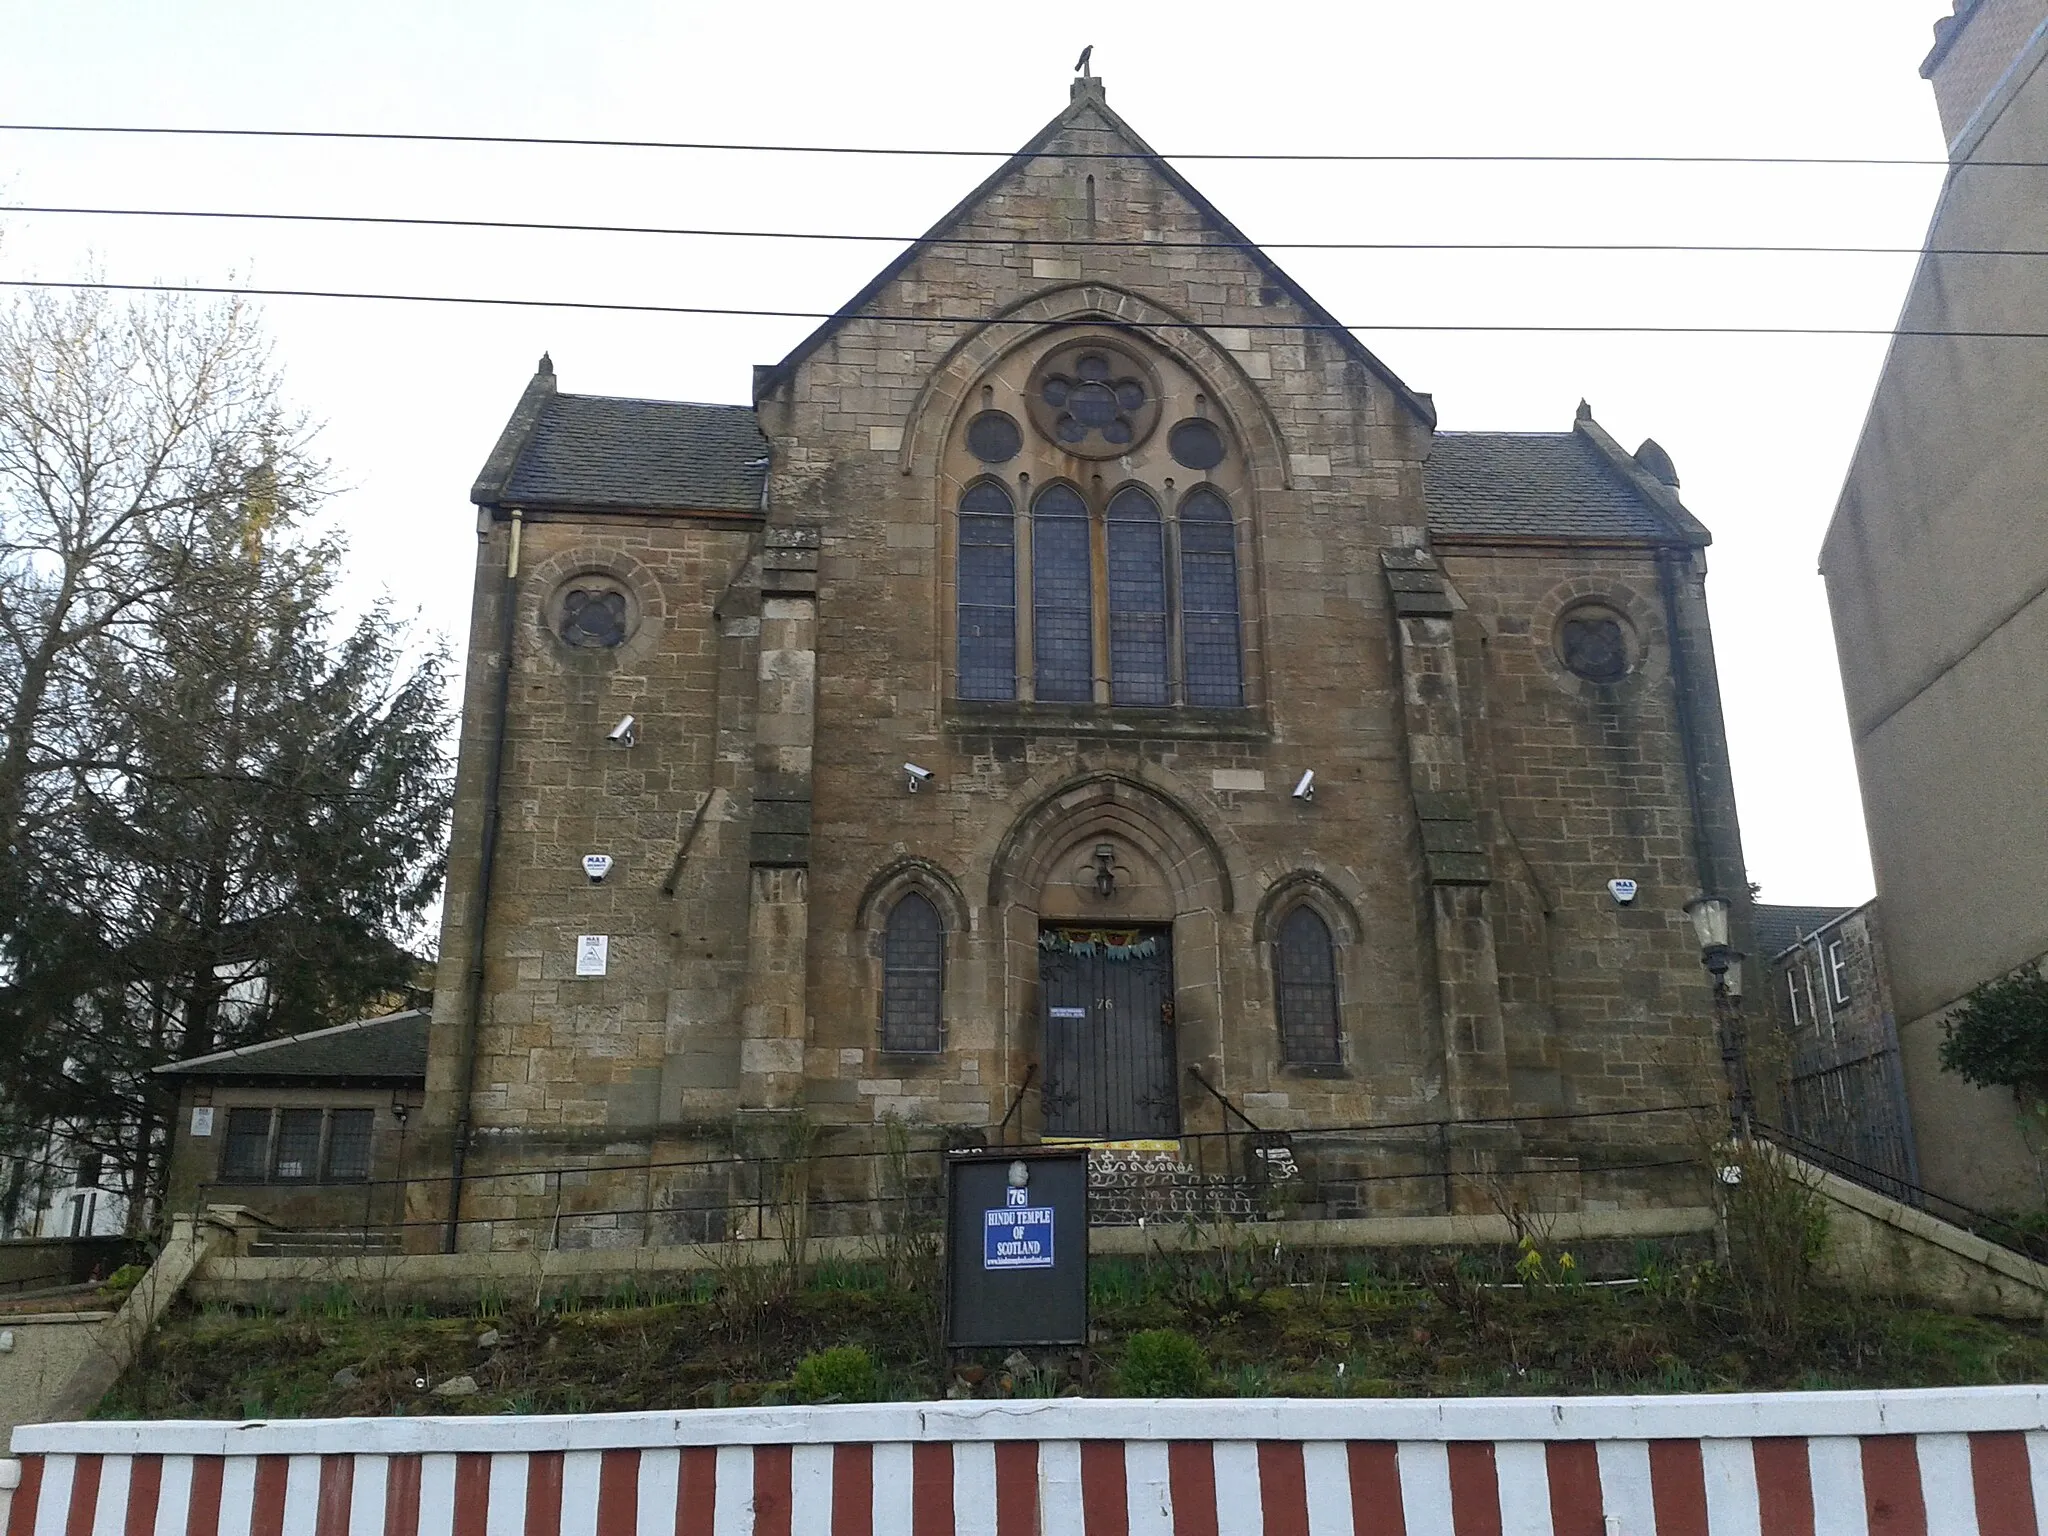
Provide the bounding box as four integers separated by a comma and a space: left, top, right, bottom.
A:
944, 700, 1269, 741
1277, 1062, 1350, 1080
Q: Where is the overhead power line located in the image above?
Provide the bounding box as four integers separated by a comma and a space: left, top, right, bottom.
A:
0, 203, 2012, 258
1, 276, 2036, 339
0, 121, 1995, 167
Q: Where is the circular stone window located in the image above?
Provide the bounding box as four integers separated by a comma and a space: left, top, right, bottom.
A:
964, 409, 1022, 464
550, 576, 637, 649
1168, 417, 1226, 471
1025, 341, 1161, 459
1556, 604, 1635, 683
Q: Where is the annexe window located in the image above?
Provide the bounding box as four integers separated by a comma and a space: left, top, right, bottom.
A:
1178, 487, 1244, 706
216, 1106, 377, 1184
956, 481, 1017, 700
1275, 906, 1341, 1066
324, 1109, 375, 1182
272, 1109, 323, 1181
1032, 484, 1094, 702
1106, 487, 1169, 704
881, 892, 945, 1053
221, 1108, 270, 1182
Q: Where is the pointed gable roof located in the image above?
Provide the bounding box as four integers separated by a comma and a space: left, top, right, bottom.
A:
751, 79, 1435, 428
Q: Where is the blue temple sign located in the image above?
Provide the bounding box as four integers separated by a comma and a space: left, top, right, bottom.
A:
947, 1149, 1087, 1346
983, 1199, 1056, 1270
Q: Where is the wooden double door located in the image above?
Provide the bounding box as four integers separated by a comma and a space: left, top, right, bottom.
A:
1038, 925, 1179, 1140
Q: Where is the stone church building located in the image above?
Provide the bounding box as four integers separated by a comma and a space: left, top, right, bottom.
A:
417, 77, 1750, 1246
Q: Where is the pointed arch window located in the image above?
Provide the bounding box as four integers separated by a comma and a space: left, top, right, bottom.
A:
956, 481, 1016, 700
1275, 906, 1341, 1066
881, 892, 945, 1053
1178, 487, 1244, 707
1106, 486, 1168, 704
1032, 483, 1093, 702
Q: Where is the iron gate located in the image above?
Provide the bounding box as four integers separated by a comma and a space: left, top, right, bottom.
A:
1039, 925, 1179, 1139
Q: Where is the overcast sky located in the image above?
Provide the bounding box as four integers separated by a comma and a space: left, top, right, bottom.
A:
0, 0, 1959, 907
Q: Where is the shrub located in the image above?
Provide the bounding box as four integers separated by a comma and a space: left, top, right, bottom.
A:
1939, 967, 2048, 1103
791, 1345, 880, 1404
1723, 1139, 1828, 1344
1119, 1329, 1208, 1397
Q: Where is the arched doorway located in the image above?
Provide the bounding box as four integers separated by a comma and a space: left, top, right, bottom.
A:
988, 774, 1235, 1141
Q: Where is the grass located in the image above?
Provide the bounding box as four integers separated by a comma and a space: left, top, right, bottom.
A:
93, 1243, 2048, 1419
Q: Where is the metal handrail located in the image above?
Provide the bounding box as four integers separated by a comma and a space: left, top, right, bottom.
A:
1756, 1120, 2048, 1263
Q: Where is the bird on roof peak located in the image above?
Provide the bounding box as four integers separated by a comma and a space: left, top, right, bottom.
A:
1075, 45, 1093, 78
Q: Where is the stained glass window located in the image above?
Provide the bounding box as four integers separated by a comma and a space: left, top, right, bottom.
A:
966, 411, 1022, 464
1032, 483, 1093, 702
1560, 611, 1629, 682
1169, 418, 1225, 470
881, 892, 944, 1053
560, 587, 629, 647
1276, 906, 1341, 1066
1178, 488, 1244, 706
1106, 487, 1168, 705
957, 481, 1017, 700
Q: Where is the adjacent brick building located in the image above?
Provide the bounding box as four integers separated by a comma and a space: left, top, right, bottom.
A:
415, 78, 1752, 1249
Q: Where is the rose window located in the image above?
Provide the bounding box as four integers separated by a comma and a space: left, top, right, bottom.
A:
1025, 341, 1161, 459
558, 585, 630, 648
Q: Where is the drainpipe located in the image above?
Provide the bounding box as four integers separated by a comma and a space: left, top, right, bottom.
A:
443, 507, 523, 1253
1655, 545, 1715, 896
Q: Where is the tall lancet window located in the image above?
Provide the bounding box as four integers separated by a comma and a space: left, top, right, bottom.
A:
1106, 486, 1169, 704
956, 480, 1016, 700
1275, 906, 1341, 1066
881, 892, 944, 1054
1178, 487, 1244, 706
1032, 483, 1093, 702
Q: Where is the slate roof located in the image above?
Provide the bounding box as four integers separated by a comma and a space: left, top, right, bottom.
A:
472, 367, 769, 514
156, 1009, 429, 1084
1426, 428, 1705, 545
1752, 904, 1856, 961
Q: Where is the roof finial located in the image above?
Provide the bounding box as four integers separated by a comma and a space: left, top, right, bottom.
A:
1575, 398, 1593, 422
1074, 44, 1093, 78
538, 352, 555, 377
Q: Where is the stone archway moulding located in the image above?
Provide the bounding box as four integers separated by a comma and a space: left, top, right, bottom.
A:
986, 770, 1238, 916
1252, 869, 1364, 946
896, 282, 1295, 493
853, 855, 973, 937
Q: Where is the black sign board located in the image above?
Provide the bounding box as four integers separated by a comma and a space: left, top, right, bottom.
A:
944, 1147, 1089, 1348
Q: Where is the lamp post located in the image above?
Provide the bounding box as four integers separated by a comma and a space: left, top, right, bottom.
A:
1685, 895, 1751, 1135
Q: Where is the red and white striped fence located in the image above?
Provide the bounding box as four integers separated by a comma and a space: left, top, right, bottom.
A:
8, 1391, 2048, 1536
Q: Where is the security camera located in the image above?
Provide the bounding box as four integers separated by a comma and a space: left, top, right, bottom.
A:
1606, 878, 1639, 907
607, 715, 636, 747
1292, 770, 1316, 801
904, 763, 934, 792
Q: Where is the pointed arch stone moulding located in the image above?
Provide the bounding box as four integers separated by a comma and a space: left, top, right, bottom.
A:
987, 770, 1236, 916
854, 855, 973, 939
896, 283, 1295, 493
1252, 869, 1364, 947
